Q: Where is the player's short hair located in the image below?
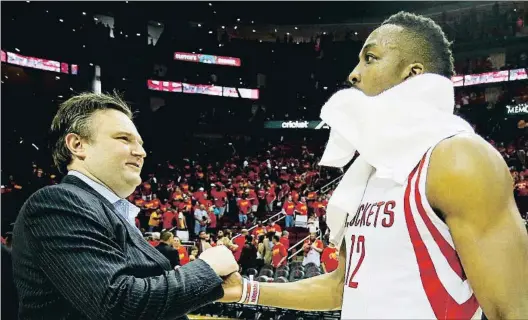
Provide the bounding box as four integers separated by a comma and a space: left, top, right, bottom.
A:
50, 91, 133, 174
273, 235, 280, 242
381, 11, 455, 78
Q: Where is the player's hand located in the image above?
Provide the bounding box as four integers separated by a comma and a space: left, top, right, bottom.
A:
199, 245, 239, 276
218, 272, 244, 303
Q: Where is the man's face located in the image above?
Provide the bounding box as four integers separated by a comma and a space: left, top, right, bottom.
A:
309, 234, 316, 241
77, 109, 146, 198
218, 231, 224, 238
348, 24, 412, 96
199, 231, 206, 239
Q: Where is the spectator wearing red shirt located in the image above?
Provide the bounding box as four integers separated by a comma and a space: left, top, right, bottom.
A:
267, 220, 282, 234
207, 207, 217, 234
237, 195, 251, 225
280, 231, 290, 251
312, 196, 327, 217
193, 187, 205, 202
282, 195, 296, 228
271, 235, 288, 268
211, 186, 227, 217
198, 193, 213, 208
291, 190, 300, 203
162, 210, 175, 230
321, 242, 339, 273
232, 229, 248, 261
172, 236, 189, 266
295, 198, 308, 216
303, 233, 324, 267
252, 221, 267, 239
248, 188, 258, 213
266, 187, 276, 212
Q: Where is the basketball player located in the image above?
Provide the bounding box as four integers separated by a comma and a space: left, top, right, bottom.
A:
219, 12, 528, 319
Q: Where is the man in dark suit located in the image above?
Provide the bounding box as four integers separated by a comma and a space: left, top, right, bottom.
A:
11, 92, 242, 320
156, 231, 180, 269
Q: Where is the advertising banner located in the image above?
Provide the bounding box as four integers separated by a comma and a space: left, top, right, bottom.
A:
148, 79, 258, 100
505, 102, 528, 117
263, 120, 329, 129
509, 68, 527, 81
174, 51, 241, 67
2, 50, 78, 75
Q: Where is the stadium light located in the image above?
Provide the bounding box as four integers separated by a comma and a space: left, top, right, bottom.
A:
221, 26, 225, 29
59, 18, 63, 22
295, 27, 298, 30
237, 18, 240, 22
234, 26, 238, 30
94, 17, 98, 21
82, 12, 86, 15
15, 48, 20, 52
354, 31, 358, 35
252, 29, 256, 33
136, 33, 141, 36
209, 30, 213, 34
198, 23, 202, 27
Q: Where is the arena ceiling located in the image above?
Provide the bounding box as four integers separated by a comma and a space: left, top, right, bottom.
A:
3, 1, 473, 27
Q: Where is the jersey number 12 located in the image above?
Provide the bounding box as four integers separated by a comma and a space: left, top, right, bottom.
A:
346, 235, 365, 288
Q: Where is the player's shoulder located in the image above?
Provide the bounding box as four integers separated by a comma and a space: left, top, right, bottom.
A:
426, 133, 513, 210
429, 134, 507, 180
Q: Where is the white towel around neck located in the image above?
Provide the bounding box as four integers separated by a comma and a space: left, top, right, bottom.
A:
318, 73, 474, 247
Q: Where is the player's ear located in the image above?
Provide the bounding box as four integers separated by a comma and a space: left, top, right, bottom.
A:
401, 63, 424, 81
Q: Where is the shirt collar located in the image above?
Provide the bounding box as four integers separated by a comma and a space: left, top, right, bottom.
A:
68, 170, 121, 204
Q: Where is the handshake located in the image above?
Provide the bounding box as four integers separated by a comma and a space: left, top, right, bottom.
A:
198, 245, 245, 303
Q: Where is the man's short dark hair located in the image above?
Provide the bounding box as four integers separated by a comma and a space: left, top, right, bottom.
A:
273, 235, 280, 242
160, 231, 173, 242
50, 91, 133, 174
381, 11, 455, 78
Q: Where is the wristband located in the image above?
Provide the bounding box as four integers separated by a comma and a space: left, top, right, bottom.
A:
237, 279, 260, 305
237, 278, 250, 304
247, 280, 260, 305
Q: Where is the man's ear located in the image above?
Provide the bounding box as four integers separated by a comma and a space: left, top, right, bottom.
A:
401, 63, 424, 81
64, 132, 88, 161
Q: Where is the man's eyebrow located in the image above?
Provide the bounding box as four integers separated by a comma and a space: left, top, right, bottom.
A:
115, 131, 144, 145
359, 43, 377, 59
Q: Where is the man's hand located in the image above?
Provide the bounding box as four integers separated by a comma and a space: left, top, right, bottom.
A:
218, 272, 244, 303
199, 245, 239, 277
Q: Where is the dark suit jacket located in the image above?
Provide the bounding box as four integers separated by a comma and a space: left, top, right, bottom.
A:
156, 242, 180, 269
12, 175, 224, 320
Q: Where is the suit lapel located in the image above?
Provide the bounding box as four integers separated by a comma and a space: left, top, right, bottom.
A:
61, 175, 172, 270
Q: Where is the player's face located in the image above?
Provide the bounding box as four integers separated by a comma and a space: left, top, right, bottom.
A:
348, 24, 416, 96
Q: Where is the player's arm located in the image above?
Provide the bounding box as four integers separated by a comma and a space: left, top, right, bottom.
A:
255, 242, 346, 311
427, 136, 528, 320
